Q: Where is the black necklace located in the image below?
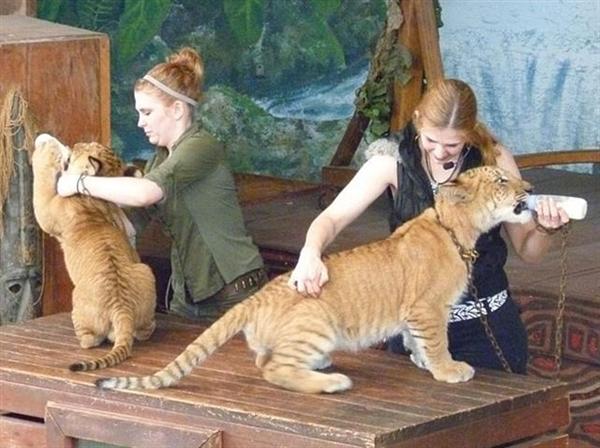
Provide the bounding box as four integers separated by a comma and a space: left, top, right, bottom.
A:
424, 152, 461, 194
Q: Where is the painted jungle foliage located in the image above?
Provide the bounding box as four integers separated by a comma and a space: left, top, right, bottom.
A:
37, 0, 400, 180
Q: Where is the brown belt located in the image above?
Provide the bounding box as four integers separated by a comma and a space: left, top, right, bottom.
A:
215, 268, 267, 299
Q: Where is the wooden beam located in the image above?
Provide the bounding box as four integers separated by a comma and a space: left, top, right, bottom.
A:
390, 0, 424, 132
415, 0, 444, 84
390, 0, 443, 132
322, 149, 600, 189
321, 165, 358, 188
515, 149, 600, 169
328, 111, 370, 166
325, 0, 444, 176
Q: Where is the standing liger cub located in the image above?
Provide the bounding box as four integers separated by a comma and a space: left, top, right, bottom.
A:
32, 134, 156, 372
96, 166, 532, 394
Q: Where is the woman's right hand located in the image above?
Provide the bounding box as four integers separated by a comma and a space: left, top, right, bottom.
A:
288, 246, 329, 297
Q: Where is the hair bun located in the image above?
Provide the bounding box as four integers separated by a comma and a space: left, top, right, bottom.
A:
167, 47, 203, 77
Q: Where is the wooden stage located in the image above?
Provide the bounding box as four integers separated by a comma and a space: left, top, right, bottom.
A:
1, 312, 569, 448
1, 167, 597, 447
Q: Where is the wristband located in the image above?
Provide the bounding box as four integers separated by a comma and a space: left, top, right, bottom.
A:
76, 173, 90, 195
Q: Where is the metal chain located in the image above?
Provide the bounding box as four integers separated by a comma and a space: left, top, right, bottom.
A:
468, 267, 513, 373
434, 210, 513, 373
552, 223, 571, 379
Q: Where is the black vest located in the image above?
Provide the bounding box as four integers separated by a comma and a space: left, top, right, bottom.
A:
388, 124, 509, 301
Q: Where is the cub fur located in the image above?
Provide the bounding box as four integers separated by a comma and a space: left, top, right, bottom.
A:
32, 134, 156, 372
96, 166, 531, 393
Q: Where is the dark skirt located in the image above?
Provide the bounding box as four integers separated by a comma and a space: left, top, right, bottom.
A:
387, 296, 529, 374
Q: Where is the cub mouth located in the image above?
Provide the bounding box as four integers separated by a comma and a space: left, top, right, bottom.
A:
513, 194, 529, 215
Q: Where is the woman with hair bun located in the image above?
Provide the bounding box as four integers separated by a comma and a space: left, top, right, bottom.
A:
58, 47, 266, 321
289, 79, 570, 374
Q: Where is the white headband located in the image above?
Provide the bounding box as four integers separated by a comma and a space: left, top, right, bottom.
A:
142, 75, 198, 107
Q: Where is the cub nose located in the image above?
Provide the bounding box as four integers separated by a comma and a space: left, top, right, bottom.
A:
521, 179, 533, 193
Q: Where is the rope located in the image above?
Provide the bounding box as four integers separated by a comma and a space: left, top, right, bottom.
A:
0, 88, 37, 237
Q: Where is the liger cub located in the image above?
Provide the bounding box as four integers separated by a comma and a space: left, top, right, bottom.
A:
96, 166, 532, 394
32, 134, 156, 372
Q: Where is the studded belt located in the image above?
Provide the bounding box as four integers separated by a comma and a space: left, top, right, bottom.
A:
215, 268, 267, 299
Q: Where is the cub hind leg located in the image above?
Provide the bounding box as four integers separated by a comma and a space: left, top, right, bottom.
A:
71, 289, 108, 349
134, 319, 156, 341
131, 263, 157, 342
401, 329, 427, 370
261, 327, 350, 393
406, 309, 474, 383
262, 356, 351, 394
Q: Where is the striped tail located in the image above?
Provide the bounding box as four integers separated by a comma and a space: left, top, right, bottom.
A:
69, 341, 132, 372
95, 298, 253, 390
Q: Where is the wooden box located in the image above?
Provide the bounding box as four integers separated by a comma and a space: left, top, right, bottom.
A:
0, 15, 111, 316
0, 0, 36, 16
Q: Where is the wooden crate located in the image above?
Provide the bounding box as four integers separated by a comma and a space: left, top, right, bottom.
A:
0, 15, 111, 316
0, 0, 36, 15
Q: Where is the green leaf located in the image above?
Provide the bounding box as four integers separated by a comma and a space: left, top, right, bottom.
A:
76, 0, 123, 32
37, 0, 66, 21
370, 120, 390, 137
308, 0, 340, 18
115, 0, 171, 66
223, 0, 265, 47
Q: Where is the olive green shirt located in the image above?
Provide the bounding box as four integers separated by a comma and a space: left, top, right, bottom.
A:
143, 123, 263, 306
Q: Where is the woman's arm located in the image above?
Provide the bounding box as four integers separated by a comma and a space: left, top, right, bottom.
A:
495, 145, 570, 263
290, 154, 397, 296
57, 173, 164, 207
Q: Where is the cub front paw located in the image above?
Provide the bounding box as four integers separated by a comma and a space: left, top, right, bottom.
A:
35, 133, 56, 147
430, 360, 475, 383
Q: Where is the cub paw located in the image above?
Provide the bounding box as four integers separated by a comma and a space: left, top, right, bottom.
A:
323, 373, 352, 393
430, 360, 475, 383
409, 352, 428, 370
34, 133, 70, 167
35, 133, 56, 147
78, 334, 103, 349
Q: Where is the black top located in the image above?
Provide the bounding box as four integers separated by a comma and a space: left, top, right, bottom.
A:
388, 124, 509, 302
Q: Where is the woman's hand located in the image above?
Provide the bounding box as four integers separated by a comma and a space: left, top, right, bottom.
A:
56, 173, 80, 197
533, 196, 570, 232
288, 246, 329, 297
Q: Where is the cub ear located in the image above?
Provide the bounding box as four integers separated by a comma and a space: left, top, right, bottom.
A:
88, 156, 103, 175
123, 165, 143, 178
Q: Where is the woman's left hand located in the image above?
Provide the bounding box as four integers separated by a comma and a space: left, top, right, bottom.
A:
534, 196, 570, 232
56, 173, 80, 197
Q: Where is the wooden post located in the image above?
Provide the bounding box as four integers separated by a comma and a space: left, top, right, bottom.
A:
322, 0, 444, 187
391, 0, 443, 131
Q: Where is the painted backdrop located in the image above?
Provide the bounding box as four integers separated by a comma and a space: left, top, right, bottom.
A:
38, 0, 598, 179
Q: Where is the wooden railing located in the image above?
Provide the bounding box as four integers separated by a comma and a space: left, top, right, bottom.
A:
514, 149, 600, 169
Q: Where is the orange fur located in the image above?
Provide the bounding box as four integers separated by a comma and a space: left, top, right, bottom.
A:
96, 166, 532, 393
32, 134, 156, 372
